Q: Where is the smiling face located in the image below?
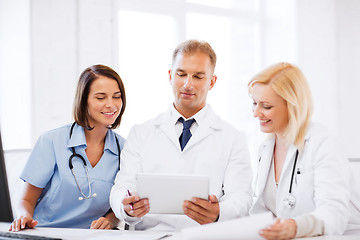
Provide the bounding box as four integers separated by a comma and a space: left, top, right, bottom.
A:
251, 83, 289, 135
169, 51, 216, 118
87, 76, 122, 129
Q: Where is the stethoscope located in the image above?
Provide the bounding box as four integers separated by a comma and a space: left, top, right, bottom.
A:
68, 123, 120, 201
257, 149, 299, 209
282, 149, 299, 209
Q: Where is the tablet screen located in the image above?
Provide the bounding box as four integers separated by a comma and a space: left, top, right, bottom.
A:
136, 173, 209, 214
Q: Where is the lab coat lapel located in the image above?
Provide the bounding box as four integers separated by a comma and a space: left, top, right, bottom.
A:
182, 107, 221, 151
278, 145, 298, 185
255, 137, 275, 197
276, 145, 298, 212
154, 110, 181, 150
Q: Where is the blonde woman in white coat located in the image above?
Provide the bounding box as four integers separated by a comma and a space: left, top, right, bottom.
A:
248, 62, 351, 239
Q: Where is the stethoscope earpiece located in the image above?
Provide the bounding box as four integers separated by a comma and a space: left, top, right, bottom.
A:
78, 192, 97, 201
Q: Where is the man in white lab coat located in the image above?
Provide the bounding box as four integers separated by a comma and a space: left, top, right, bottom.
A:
110, 39, 252, 231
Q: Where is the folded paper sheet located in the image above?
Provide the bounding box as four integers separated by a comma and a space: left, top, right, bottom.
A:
181, 212, 274, 240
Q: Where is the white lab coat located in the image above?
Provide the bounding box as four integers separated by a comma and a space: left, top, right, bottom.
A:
250, 123, 351, 236
110, 105, 252, 231
345, 167, 360, 235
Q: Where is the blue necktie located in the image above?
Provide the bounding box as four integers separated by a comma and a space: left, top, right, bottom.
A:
179, 118, 195, 151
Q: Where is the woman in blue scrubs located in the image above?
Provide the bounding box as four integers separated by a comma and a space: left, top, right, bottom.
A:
9, 64, 126, 231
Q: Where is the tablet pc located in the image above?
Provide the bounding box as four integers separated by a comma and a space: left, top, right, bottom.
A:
136, 173, 209, 214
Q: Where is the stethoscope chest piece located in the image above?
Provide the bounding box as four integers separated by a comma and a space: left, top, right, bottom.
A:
283, 193, 296, 208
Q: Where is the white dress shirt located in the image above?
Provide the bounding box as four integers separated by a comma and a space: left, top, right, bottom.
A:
172, 103, 205, 138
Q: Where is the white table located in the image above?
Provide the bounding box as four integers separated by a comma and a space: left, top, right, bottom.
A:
0, 222, 178, 240
0, 222, 359, 240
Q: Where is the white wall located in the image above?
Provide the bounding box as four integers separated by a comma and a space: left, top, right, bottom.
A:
30, 0, 117, 144
0, 0, 31, 149
31, 0, 77, 143
297, 0, 360, 158
336, 0, 360, 158
1, 0, 359, 158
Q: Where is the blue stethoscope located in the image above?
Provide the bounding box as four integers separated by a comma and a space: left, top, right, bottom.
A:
258, 149, 299, 209
68, 123, 120, 201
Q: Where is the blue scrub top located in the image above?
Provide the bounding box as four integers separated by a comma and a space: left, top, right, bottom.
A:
20, 123, 125, 228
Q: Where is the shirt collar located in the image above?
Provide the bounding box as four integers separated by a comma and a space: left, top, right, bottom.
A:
104, 129, 119, 155
170, 104, 208, 126
67, 123, 119, 156
67, 123, 87, 148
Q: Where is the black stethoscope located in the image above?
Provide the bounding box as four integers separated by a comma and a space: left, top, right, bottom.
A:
68, 123, 120, 201
283, 150, 299, 208
258, 149, 299, 209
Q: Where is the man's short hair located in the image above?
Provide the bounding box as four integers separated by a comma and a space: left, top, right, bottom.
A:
172, 40, 217, 73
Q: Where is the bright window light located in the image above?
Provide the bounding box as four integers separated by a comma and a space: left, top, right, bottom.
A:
186, 12, 232, 119
116, 0, 296, 162
186, 0, 233, 8
186, 0, 256, 10
0, 0, 31, 150
118, 10, 177, 136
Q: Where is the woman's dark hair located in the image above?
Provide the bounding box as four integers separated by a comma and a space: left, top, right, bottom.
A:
73, 64, 126, 129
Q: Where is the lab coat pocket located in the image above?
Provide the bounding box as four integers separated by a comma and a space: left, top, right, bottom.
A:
295, 170, 313, 183
294, 172, 315, 209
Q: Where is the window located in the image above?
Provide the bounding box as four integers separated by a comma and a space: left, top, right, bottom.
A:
0, 0, 31, 150
0, 0, 296, 158
117, 10, 176, 134
115, 0, 296, 161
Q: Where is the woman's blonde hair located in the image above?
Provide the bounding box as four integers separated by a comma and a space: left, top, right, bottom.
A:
248, 62, 313, 150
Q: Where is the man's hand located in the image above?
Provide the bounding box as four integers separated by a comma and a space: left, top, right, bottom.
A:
122, 192, 149, 218
183, 194, 219, 224
259, 218, 297, 240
